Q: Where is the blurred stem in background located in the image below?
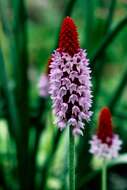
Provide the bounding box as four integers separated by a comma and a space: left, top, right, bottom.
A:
0, 47, 21, 142
109, 70, 127, 114
11, 0, 30, 189
104, 0, 117, 33
91, 16, 127, 68
83, 0, 94, 52
0, 0, 20, 137
0, 47, 21, 190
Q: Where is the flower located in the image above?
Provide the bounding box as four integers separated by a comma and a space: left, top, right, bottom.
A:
49, 17, 92, 135
89, 107, 122, 159
38, 74, 49, 97
38, 58, 51, 97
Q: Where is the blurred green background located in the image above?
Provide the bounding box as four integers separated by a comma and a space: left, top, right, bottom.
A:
0, 0, 127, 189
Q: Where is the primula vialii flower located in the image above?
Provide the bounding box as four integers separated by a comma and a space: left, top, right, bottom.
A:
89, 107, 122, 159
49, 17, 92, 135
38, 74, 49, 97
38, 59, 51, 97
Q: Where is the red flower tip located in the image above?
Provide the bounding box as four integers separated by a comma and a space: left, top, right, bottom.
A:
97, 107, 113, 145
58, 16, 80, 56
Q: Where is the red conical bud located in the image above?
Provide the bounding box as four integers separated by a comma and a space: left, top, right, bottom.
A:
58, 16, 80, 56
97, 107, 113, 145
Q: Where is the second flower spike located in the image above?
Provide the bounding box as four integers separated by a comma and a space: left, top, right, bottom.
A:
49, 17, 92, 136
89, 107, 122, 159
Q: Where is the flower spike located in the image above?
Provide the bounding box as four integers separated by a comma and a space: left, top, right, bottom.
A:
89, 107, 122, 159
49, 17, 93, 135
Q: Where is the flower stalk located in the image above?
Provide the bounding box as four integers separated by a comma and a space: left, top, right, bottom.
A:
69, 126, 75, 190
102, 159, 107, 190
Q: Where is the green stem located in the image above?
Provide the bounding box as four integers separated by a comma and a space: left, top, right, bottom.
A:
102, 160, 107, 190
69, 127, 75, 190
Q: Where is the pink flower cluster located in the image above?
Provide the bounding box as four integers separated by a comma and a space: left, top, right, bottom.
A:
49, 49, 92, 135
38, 74, 49, 97
89, 134, 122, 159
